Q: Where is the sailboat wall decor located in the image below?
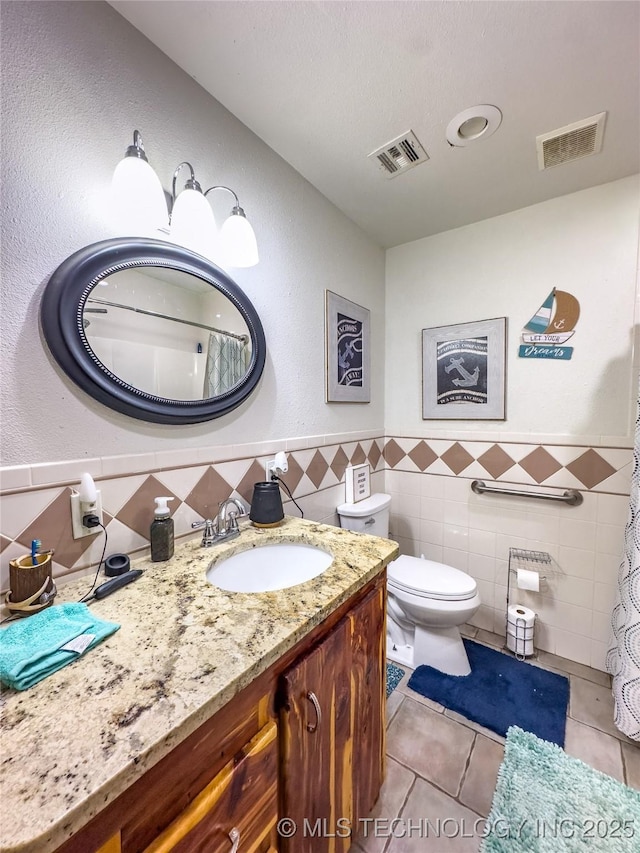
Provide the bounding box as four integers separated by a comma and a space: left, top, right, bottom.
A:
519, 289, 580, 360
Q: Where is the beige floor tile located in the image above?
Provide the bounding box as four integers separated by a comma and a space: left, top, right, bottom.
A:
460, 623, 479, 639
458, 735, 505, 816
474, 628, 505, 650
621, 741, 640, 789
387, 690, 404, 727
564, 718, 624, 781
536, 649, 610, 687
569, 676, 632, 741
398, 679, 445, 713
442, 708, 505, 745
386, 777, 482, 852
355, 758, 415, 853
387, 697, 475, 797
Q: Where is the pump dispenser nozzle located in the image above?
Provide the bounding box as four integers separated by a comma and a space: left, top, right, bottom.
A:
154, 496, 174, 517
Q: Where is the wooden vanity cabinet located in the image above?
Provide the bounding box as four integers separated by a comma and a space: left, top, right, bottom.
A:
55, 572, 385, 853
279, 585, 386, 853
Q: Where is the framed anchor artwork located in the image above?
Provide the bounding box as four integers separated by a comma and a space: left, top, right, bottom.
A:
325, 290, 371, 403
422, 317, 507, 420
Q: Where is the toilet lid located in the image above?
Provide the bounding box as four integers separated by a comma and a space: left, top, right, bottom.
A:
388, 555, 478, 601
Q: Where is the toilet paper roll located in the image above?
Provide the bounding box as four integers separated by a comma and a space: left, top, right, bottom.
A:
507, 633, 535, 656
516, 568, 540, 592
507, 604, 536, 629
507, 604, 536, 657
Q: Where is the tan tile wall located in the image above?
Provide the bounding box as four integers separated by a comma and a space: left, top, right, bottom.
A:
1, 432, 630, 672
0, 432, 385, 592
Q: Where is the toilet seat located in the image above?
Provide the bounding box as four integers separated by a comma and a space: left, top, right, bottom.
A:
388, 555, 477, 602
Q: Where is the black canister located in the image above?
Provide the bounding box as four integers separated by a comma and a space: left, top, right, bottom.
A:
249, 481, 284, 527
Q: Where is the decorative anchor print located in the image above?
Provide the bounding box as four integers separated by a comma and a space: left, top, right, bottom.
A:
444, 357, 480, 388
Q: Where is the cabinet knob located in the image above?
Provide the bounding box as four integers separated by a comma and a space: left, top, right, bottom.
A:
306, 691, 322, 733
228, 827, 240, 852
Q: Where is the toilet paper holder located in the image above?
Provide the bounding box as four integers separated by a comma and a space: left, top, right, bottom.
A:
504, 548, 551, 659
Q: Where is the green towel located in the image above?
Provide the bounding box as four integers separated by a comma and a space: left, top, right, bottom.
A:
0, 602, 119, 690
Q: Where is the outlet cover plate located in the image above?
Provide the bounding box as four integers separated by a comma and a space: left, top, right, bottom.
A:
70, 491, 103, 539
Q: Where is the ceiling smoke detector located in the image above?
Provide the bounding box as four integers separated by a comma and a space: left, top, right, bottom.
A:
536, 112, 607, 170
368, 131, 429, 178
446, 105, 502, 147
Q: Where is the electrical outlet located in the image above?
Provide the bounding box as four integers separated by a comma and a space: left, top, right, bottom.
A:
264, 451, 288, 480
70, 490, 103, 539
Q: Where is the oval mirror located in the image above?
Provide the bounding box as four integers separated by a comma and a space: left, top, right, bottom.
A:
41, 238, 266, 424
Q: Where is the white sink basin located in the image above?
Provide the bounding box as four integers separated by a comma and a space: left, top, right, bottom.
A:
206, 542, 334, 592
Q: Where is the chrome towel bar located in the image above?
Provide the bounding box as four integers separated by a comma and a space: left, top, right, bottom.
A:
471, 479, 583, 506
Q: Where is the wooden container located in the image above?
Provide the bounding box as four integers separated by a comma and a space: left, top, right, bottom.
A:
7, 552, 56, 615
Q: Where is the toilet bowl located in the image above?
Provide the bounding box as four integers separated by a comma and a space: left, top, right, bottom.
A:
337, 493, 481, 676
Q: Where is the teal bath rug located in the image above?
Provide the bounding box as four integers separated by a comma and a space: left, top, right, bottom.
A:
407, 639, 569, 746
481, 727, 640, 852
386, 662, 404, 697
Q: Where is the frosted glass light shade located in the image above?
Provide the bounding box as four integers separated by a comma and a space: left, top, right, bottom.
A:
78, 472, 97, 504
220, 211, 259, 268
111, 156, 168, 235
170, 188, 216, 260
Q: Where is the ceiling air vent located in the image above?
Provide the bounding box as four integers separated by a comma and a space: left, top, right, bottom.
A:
368, 131, 429, 178
536, 112, 606, 170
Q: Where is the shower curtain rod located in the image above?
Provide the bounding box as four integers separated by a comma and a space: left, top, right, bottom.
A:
86, 297, 249, 343
471, 479, 583, 506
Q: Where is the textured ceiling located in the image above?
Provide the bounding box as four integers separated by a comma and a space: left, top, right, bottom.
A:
110, 1, 640, 248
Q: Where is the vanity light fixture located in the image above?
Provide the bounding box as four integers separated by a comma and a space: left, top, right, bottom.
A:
111, 130, 168, 235
112, 131, 259, 267
446, 105, 503, 147
169, 162, 217, 262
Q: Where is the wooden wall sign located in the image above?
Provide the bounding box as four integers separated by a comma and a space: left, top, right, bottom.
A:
519, 289, 580, 361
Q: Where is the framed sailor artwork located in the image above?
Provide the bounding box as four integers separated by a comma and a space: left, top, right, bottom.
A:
422, 318, 507, 420
325, 290, 370, 403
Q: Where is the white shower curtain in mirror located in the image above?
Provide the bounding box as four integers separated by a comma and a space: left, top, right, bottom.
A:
607, 386, 640, 741
204, 333, 248, 398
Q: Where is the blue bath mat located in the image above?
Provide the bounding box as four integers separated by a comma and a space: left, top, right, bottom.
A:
386, 662, 405, 697
407, 639, 569, 746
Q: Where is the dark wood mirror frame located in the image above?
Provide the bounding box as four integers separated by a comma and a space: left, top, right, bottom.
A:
40, 238, 266, 424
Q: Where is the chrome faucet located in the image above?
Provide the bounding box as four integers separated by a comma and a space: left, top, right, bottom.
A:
192, 498, 247, 547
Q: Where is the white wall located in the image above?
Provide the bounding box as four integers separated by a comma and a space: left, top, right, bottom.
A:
0, 1, 385, 467
383, 178, 639, 670
385, 177, 640, 443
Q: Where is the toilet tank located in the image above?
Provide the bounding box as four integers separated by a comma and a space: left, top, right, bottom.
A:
336, 493, 391, 538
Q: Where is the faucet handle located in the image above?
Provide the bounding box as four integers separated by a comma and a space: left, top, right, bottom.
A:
227, 511, 239, 531
191, 518, 218, 546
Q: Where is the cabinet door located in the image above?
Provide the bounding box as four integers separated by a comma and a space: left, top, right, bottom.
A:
279, 585, 385, 852
349, 583, 386, 825
143, 721, 278, 853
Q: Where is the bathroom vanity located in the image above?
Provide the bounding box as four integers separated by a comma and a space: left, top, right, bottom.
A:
0, 518, 398, 853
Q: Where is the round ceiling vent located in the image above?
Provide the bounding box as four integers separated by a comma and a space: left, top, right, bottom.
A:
446, 105, 502, 147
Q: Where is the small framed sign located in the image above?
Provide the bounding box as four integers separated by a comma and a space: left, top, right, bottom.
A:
422, 317, 507, 420
325, 290, 371, 403
345, 463, 371, 504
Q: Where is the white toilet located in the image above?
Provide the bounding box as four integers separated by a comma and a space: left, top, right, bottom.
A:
337, 493, 481, 676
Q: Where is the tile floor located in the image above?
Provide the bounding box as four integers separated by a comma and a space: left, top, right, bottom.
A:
353, 625, 640, 853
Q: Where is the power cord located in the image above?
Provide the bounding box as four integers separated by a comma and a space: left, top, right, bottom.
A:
78, 520, 108, 603
271, 473, 304, 518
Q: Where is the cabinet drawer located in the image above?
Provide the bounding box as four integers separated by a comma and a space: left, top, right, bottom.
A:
143, 721, 278, 853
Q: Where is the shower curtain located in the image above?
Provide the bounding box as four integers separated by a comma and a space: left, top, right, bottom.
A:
204, 333, 248, 398
606, 387, 640, 741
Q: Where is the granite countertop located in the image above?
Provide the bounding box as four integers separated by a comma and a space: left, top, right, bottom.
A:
0, 516, 398, 853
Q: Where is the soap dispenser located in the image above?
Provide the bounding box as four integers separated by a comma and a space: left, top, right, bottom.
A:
150, 496, 175, 562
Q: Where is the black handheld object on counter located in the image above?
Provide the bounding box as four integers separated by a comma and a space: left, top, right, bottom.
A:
104, 553, 131, 577
87, 570, 143, 601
